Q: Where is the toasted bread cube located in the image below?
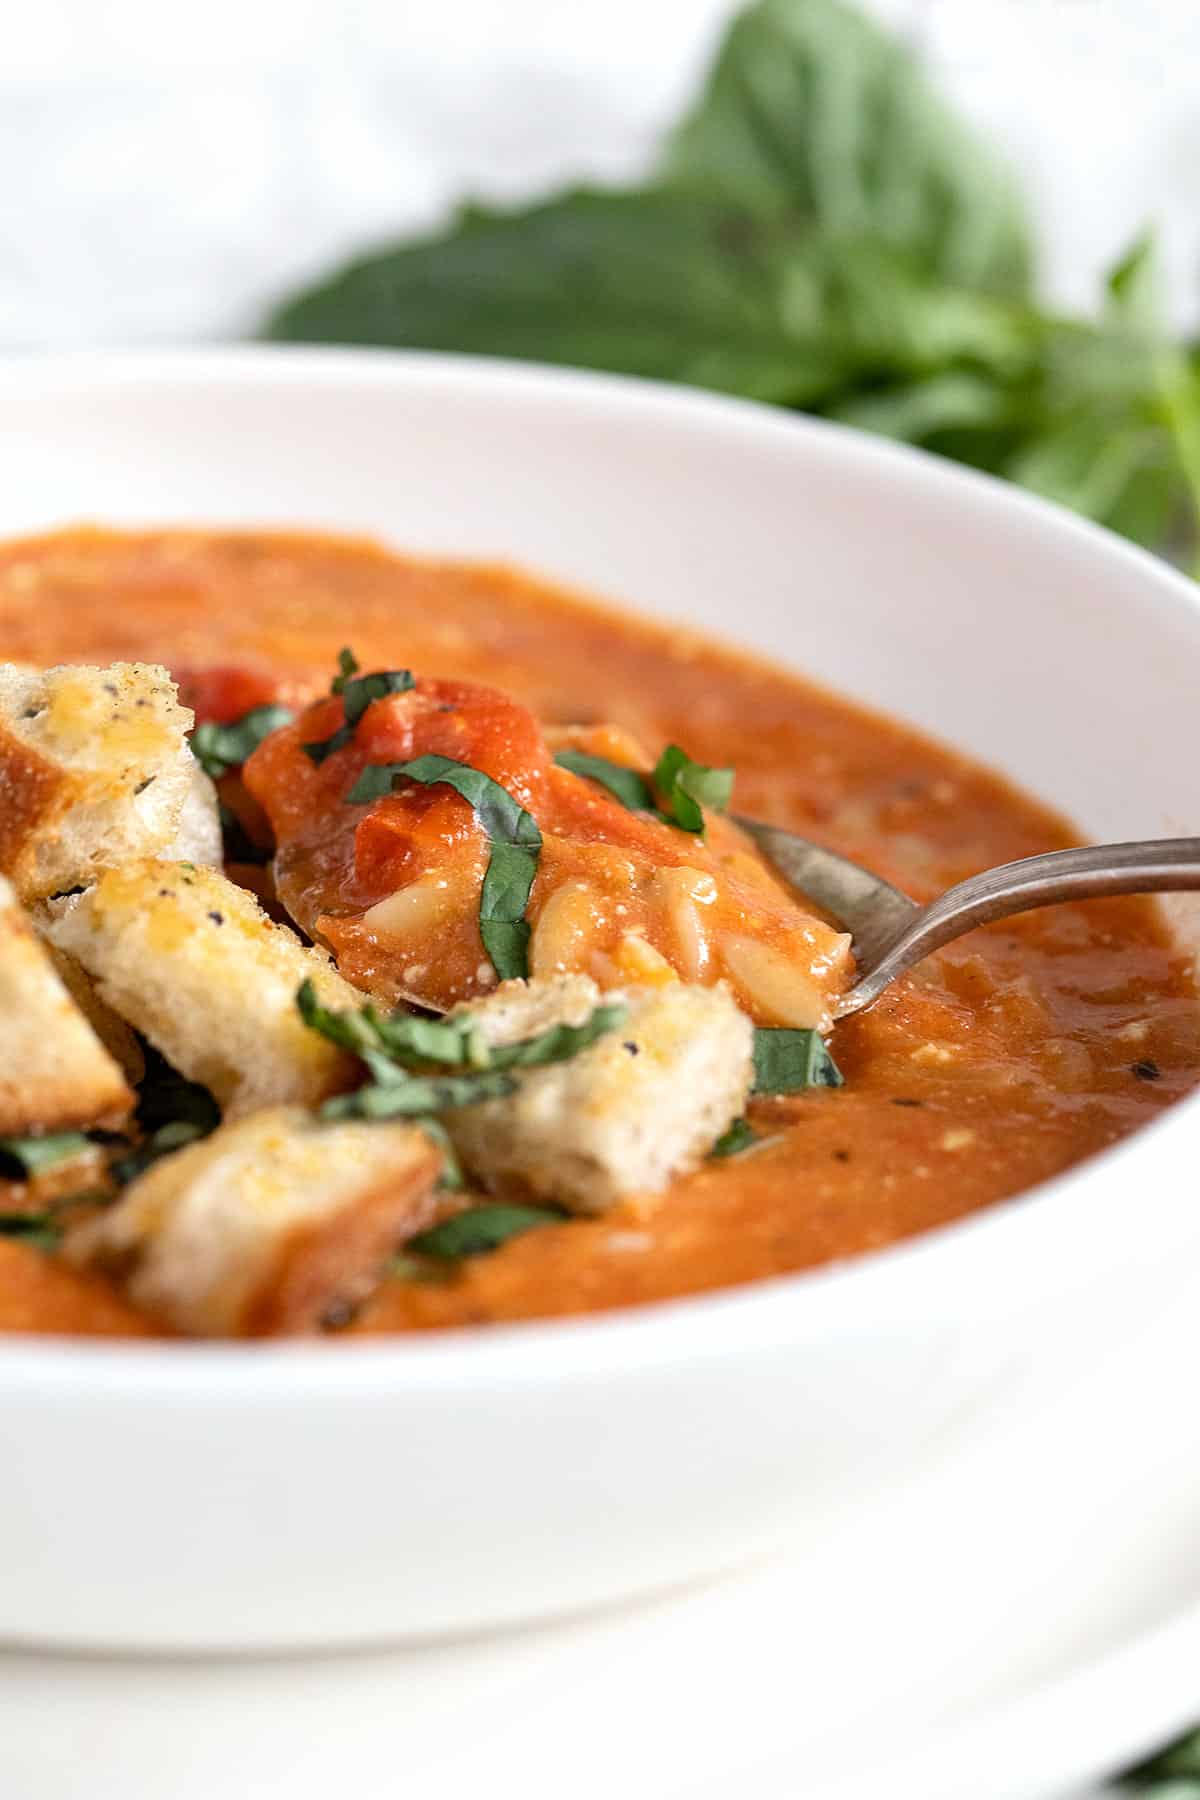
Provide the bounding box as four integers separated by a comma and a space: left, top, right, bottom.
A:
0, 661, 219, 899
63, 1107, 442, 1337
446, 974, 754, 1214
44, 860, 361, 1119
42, 941, 146, 1086
0, 874, 133, 1134
170, 759, 223, 866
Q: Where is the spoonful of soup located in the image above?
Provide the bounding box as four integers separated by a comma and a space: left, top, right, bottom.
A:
737, 820, 1200, 1019
239, 655, 1200, 1026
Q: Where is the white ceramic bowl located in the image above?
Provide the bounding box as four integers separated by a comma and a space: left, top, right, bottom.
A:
1, 349, 1198, 1654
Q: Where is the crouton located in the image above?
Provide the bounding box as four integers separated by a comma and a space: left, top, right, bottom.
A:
0, 660, 219, 899
445, 974, 754, 1214
0, 874, 133, 1134
169, 758, 223, 866
42, 942, 145, 1085
44, 860, 362, 1119
63, 1107, 443, 1337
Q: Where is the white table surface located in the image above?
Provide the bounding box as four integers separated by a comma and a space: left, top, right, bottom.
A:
2, 0, 1199, 348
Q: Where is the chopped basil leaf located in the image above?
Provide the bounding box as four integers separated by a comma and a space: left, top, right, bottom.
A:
487, 1003, 627, 1070
477, 840, 539, 980
0, 1131, 92, 1181
0, 1213, 62, 1249
330, 647, 360, 694
555, 744, 734, 835
415, 1118, 465, 1191
296, 979, 489, 1067
298, 982, 622, 1075
104, 1049, 220, 1185
298, 982, 623, 1135
342, 669, 415, 725
752, 1028, 844, 1095
303, 666, 415, 763
407, 1202, 565, 1261
190, 704, 296, 781
218, 800, 271, 865
0, 1189, 110, 1251
653, 743, 734, 833
321, 1069, 517, 1121
709, 1117, 761, 1158
110, 1118, 209, 1187
301, 721, 354, 765
348, 754, 542, 982
554, 749, 654, 812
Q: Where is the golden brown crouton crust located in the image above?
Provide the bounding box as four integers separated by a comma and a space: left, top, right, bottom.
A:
0, 879, 133, 1133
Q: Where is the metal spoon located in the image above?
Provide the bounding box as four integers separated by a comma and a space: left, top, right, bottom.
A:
734, 822, 1200, 1021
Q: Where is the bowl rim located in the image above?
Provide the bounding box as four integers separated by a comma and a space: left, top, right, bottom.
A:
2, 341, 1198, 1390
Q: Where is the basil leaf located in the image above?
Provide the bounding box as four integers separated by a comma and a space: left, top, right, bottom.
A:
487, 1003, 627, 1071
110, 1119, 208, 1187
265, 188, 871, 408
330, 647, 360, 695
478, 841, 539, 981
710, 1118, 761, 1158
342, 669, 415, 726
0, 1189, 111, 1251
752, 1028, 843, 1094
0, 1132, 92, 1180
296, 979, 489, 1068
653, 744, 734, 833
298, 982, 623, 1077
554, 749, 653, 812
660, 0, 1031, 299
414, 1118, 466, 1191
408, 1203, 565, 1261
348, 754, 542, 982
0, 1213, 62, 1249
303, 666, 416, 764
190, 704, 296, 781
301, 722, 354, 765
1123, 1725, 1200, 1790
321, 1069, 517, 1122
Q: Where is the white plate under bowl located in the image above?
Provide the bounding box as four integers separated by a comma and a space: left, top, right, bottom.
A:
5, 1268, 1200, 1800
0, 349, 1198, 1663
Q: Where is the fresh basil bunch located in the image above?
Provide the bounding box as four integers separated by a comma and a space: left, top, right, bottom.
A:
263, 0, 1200, 567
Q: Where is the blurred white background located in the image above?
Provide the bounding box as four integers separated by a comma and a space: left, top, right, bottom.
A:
3, 0, 1199, 348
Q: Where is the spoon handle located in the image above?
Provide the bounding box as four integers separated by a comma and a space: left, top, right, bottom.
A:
839, 838, 1200, 1018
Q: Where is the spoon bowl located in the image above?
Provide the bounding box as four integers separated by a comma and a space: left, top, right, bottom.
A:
735, 820, 1200, 1019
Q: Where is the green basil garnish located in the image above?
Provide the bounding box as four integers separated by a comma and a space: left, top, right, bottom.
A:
297, 979, 490, 1069
0, 1132, 92, 1181
487, 1004, 627, 1070
302, 667, 415, 765
298, 980, 624, 1079
652, 744, 734, 833
190, 704, 296, 780
752, 1028, 843, 1095
0, 1213, 62, 1249
347, 754, 542, 981
709, 1117, 761, 1158
407, 1203, 565, 1261
555, 743, 734, 834
330, 647, 360, 695
0, 1190, 111, 1251
321, 1069, 518, 1122
110, 1118, 210, 1187
554, 749, 653, 812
